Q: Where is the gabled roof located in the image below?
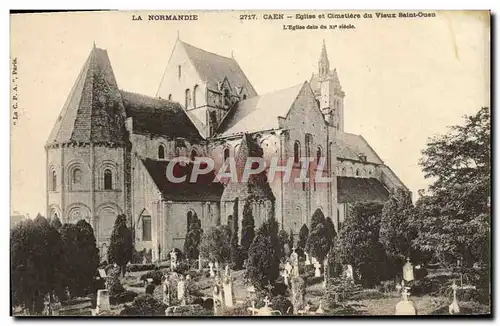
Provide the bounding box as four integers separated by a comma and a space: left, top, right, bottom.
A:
141, 158, 223, 202
335, 132, 384, 164
46, 47, 127, 145
216, 83, 305, 137
337, 177, 390, 204
121, 90, 202, 140
221, 134, 275, 202
180, 41, 257, 97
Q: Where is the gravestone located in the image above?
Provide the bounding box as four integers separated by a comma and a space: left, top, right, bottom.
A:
215, 261, 220, 276
311, 256, 318, 265
290, 248, 299, 277
449, 280, 460, 315
281, 268, 289, 286
95, 289, 110, 314
291, 277, 305, 315
165, 304, 205, 316
162, 278, 171, 306
177, 275, 186, 305
305, 252, 311, 266
403, 257, 414, 282
395, 283, 417, 315
345, 264, 354, 281
212, 282, 224, 316
247, 301, 258, 316
209, 262, 215, 277
198, 255, 202, 271
170, 250, 178, 270
222, 271, 234, 307
314, 261, 321, 277
316, 302, 325, 315
323, 256, 329, 288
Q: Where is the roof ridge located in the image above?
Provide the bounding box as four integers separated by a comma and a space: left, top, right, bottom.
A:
180, 40, 233, 61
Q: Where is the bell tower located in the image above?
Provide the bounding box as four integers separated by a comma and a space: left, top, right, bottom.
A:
313, 40, 345, 131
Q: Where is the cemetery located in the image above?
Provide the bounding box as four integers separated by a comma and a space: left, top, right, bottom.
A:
10, 107, 491, 317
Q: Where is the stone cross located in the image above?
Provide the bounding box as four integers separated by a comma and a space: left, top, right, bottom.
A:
263, 296, 271, 308
225, 264, 230, 277
311, 256, 318, 265
449, 280, 460, 315
209, 262, 215, 277
395, 281, 417, 315
215, 261, 220, 276
314, 261, 321, 277
212, 283, 224, 316
247, 301, 258, 316
403, 257, 414, 282
305, 252, 311, 266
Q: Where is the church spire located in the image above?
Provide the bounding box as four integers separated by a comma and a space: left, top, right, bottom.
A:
318, 39, 330, 77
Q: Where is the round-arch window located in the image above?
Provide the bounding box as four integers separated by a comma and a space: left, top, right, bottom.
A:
356, 169, 360, 176
158, 144, 165, 159
73, 168, 82, 184
104, 169, 113, 190
223, 148, 230, 162
190, 149, 197, 161
294, 141, 300, 163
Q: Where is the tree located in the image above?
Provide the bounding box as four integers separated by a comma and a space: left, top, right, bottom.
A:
305, 209, 330, 262
245, 217, 281, 290
200, 225, 231, 263
324, 216, 337, 248
11, 216, 63, 314
379, 189, 415, 268
334, 202, 388, 287
278, 229, 290, 258
60, 223, 80, 296
413, 107, 490, 266
50, 216, 62, 231
240, 201, 255, 254
184, 212, 202, 260
230, 199, 242, 268
108, 214, 133, 277
297, 224, 309, 250
74, 220, 100, 295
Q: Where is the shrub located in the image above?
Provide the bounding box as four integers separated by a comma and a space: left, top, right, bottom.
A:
245, 218, 281, 290
108, 214, 133, 277
174, 261, 190, 275
271, 295, 293, 315
140, 270, 163, 286
145, 284, 155, 295
200, 225, 231, 263
298, 224, 309, 250
184, 213, 202, 260
110, 290, 138, 305
241, 201, 255, 255
305, 209, 330, 262
126, 264, 155, 273
120, 294, 167, 316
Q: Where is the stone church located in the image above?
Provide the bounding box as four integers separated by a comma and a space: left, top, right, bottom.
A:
45, 38, 407, 261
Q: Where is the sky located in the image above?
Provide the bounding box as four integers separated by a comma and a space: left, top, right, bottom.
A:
10, 10, 490, 217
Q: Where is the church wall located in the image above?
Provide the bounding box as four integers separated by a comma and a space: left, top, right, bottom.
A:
156, 41, 206, 108
164, 201, 220, 254
130, 133, 207, 161
279, 85, 330, 236
337, 160, 378, 178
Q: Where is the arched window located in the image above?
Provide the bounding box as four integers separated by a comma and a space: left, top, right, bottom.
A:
223, 148, 230, 162
242, 94, 247, 100
158, 144, 165, 160
51, 170, 57, 191
293, 141, 300, 164
341, 167, 346, 176
316, 146, 322, 164
168, 94, 172, 101
193, 85, 199, 108
190, 149, 197, 161
234, 144, 241, 157
140, 210, 152, 241
104, 169, 113, 190
185, 89, 191, 109
356, 169, 360, 176
73, 168, 82, 184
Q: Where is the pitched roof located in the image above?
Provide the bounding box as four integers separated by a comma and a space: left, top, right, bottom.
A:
180, 41, 257, 97
216, 83, 305, 137
221, 134, 275, 202
141, 158, 223, 202
121, 90, 202, 140
47, 47, 127, 145
335, 132, 384, 164
337, 177, 390, 204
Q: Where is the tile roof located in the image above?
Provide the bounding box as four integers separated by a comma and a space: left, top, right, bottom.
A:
121, 90, 202, 140
221, 134, 275, 202
335, 132, 384, 164
141, 158, 223, 202
46, 47, 127, 145
181, 41, 257, 97
337, 176, 390, 204
216, 83, 305, 137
